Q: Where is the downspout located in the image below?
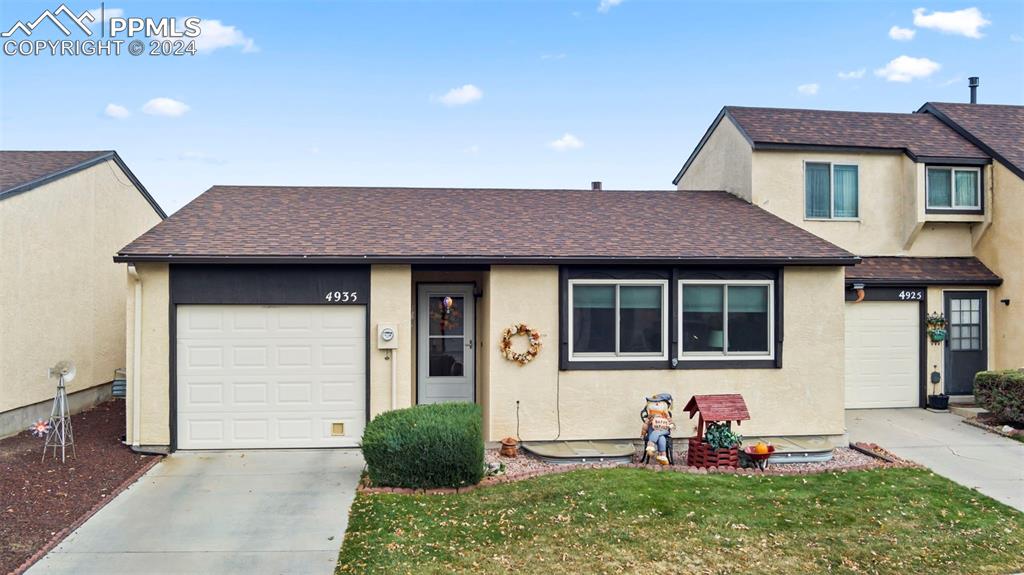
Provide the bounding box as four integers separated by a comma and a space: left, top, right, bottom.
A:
127, 264, 142, 448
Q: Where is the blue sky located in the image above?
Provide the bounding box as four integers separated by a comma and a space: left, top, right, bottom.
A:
1, 1, 1022, 213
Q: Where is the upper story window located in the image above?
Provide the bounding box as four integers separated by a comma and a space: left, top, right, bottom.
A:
926, 167, 980, 211
568, 279, 668, 362
805, 162, 858, 219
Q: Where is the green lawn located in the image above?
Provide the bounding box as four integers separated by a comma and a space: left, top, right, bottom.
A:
337, 467, 1024, 575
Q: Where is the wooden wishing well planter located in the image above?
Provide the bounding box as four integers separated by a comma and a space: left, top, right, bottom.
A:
684, 394, 750, 468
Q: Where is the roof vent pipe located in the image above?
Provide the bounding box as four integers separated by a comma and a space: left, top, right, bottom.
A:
969, 77, 979, 104
591, 181, 602, 191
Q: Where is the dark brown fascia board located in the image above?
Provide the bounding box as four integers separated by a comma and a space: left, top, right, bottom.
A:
0, 151, 168, 219
671, 107, 754, 186
114, 254, 859, 266
918, 103, 1024, 181
915, 155, 990, 166
847, 277, 1003, 287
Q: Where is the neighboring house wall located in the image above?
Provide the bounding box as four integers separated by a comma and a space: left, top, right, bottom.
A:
482, 265, 846, 441
974, 161, 1024, 369
749, 150, 979, 257
0, 160, 163, 421
676, 117, 752, 200
124, 262, 170, 446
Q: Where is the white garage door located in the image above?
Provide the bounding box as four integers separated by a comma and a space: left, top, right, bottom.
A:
845, 301, 919, 408
176, 305, 365, 449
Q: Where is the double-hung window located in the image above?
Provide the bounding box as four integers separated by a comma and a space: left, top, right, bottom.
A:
926, 167, 980, 210
805, 162, 858, 219
679, 280, 774, 360
568, 280, 668, 361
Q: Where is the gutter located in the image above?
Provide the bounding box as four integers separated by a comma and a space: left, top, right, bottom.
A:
113, 254, 861, 266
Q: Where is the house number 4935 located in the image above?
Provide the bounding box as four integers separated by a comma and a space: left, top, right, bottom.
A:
325, 291, 358, 303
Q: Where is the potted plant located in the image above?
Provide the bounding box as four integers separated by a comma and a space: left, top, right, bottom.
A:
687, 422, 743, 468
926, 312, 947, 344
927, 366, 949, 410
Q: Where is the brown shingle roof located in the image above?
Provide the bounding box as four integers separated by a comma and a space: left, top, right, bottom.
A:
847, 257, 1001, 285
922, 102, 1024, 179
0, 150, 111, 194
725, 106, 988, 160
117, 186, 855, 263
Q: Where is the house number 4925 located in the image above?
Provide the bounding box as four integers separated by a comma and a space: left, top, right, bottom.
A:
325, 291, 358, 303
897, 290, 923, 301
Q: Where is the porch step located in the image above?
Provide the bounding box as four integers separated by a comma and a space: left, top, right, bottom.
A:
948, 395, 975, 405
949, 405, 988, 420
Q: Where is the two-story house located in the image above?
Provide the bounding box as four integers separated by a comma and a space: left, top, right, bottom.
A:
675, 99, 1022, 409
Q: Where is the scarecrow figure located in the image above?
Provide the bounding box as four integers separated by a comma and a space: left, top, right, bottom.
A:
641, 393, 675, 465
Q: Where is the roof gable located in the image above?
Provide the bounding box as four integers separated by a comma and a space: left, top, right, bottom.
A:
117, 186, 855, 264
920, 102, 1024, 180
0, 150, 166, 218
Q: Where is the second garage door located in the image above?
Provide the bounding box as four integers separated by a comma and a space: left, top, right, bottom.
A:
844, 301, 919, 409
176, 305, 366, 449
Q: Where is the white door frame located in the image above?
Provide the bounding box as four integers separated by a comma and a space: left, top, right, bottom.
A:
417, 283, 476, 404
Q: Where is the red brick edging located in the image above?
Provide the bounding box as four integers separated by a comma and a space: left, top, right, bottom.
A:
12, 454, 164, 575
358, 456, 919, 496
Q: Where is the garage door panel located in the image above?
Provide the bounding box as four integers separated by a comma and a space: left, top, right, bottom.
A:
177, 305, 365, 449
845, 301, 919, 409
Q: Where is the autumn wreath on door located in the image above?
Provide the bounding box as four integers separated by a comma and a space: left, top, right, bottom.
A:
500, 323, 542, 365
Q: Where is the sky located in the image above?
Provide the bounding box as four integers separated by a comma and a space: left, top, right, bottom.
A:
1, 0, 1022, 214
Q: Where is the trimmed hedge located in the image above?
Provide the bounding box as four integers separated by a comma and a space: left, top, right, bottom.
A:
975, 369, 1024, 424
361, 403, 484, 489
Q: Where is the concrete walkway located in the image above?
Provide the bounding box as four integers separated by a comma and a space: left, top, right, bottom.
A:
27, 449, 364, 575
847, 409, 1024, 511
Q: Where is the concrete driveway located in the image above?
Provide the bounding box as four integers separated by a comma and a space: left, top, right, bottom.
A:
27, 449, 364, 575
847, 409, 1024, 511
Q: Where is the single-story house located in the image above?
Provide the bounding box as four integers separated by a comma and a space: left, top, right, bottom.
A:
0, 151, 165, 437
115, 185, 858, 451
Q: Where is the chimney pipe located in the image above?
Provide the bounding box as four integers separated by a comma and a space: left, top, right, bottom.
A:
969, 77, 979, 104
591, 181, 602, 191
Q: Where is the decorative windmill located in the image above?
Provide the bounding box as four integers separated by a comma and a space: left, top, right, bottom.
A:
42, 360, 77, 462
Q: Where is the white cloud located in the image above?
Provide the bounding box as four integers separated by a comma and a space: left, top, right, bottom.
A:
837, 68, 866, 80
439, 84, 483, 106
1011, 33, 1023, 43
192, 19, 258, 53
548, 133, 584, 151
104, 103, 130, 119
142, 97, 191, 117
940, 76, 963, 87
797, 83, 819, 95
465, 145, 480, 155
874, 55, 940, 82
889, 25, 916, 40
912, 7, 990, 39
597, 0, 623, 13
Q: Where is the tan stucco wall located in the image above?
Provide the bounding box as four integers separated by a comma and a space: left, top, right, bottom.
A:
676, 116, 752, 200
482, 265, 847, 441
369, 265, 413, 415
125, 263, 170, 445
750, 150, 978, 257
0, 160, 163, 414
974, 161, 1024, 369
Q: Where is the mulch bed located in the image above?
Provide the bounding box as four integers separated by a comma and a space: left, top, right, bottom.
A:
361, 445, 915, 495
0, 400, 160, 575
965, 413, 1024, 441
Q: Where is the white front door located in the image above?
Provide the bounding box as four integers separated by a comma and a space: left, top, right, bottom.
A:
844, 301, 919, 408
417, 284, 475, 404
176, 305, 366, 449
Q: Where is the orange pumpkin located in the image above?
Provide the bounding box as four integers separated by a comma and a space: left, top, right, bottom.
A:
753, 442, 770, 455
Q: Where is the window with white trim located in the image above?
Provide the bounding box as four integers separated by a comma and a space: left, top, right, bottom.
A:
805, 162, 859, 219
568, 279, 668, 361
926, 166, 980, 210
679, 280, 774, 360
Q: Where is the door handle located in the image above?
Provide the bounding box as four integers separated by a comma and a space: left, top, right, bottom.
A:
466, 339, 474, 349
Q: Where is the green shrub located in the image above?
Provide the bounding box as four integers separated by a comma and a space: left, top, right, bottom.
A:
361, 402, 484, 489
975, 369, 1024, 424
